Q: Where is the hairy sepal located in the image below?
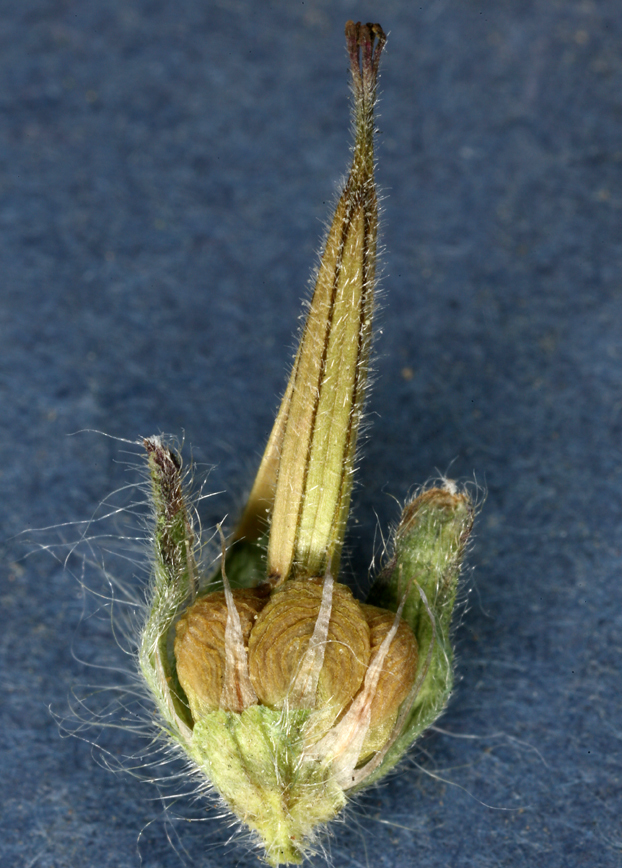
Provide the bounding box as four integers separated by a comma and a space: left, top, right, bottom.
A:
190, 706, 346, 866
361, 485, 474, 786
139, 437, 195, 740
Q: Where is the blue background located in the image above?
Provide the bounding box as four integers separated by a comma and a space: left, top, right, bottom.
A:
1, 1, 621, 866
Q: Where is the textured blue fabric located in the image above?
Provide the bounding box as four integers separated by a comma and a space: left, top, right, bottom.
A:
1, 1, 621, 866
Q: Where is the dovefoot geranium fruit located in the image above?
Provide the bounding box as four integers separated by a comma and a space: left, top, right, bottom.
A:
137, 22, 474, 866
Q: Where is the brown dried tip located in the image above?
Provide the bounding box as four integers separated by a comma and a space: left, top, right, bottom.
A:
144, 437, 183, 521
345, 20, 386, 95
143, 437, 197, 602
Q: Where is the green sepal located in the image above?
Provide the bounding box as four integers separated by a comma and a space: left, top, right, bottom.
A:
362, 486, 473, 785
190, 706, 346, 866
139, 438, 196, 736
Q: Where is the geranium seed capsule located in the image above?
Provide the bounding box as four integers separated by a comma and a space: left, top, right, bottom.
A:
131, 21, 477, 867
237, 21, 386, 586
